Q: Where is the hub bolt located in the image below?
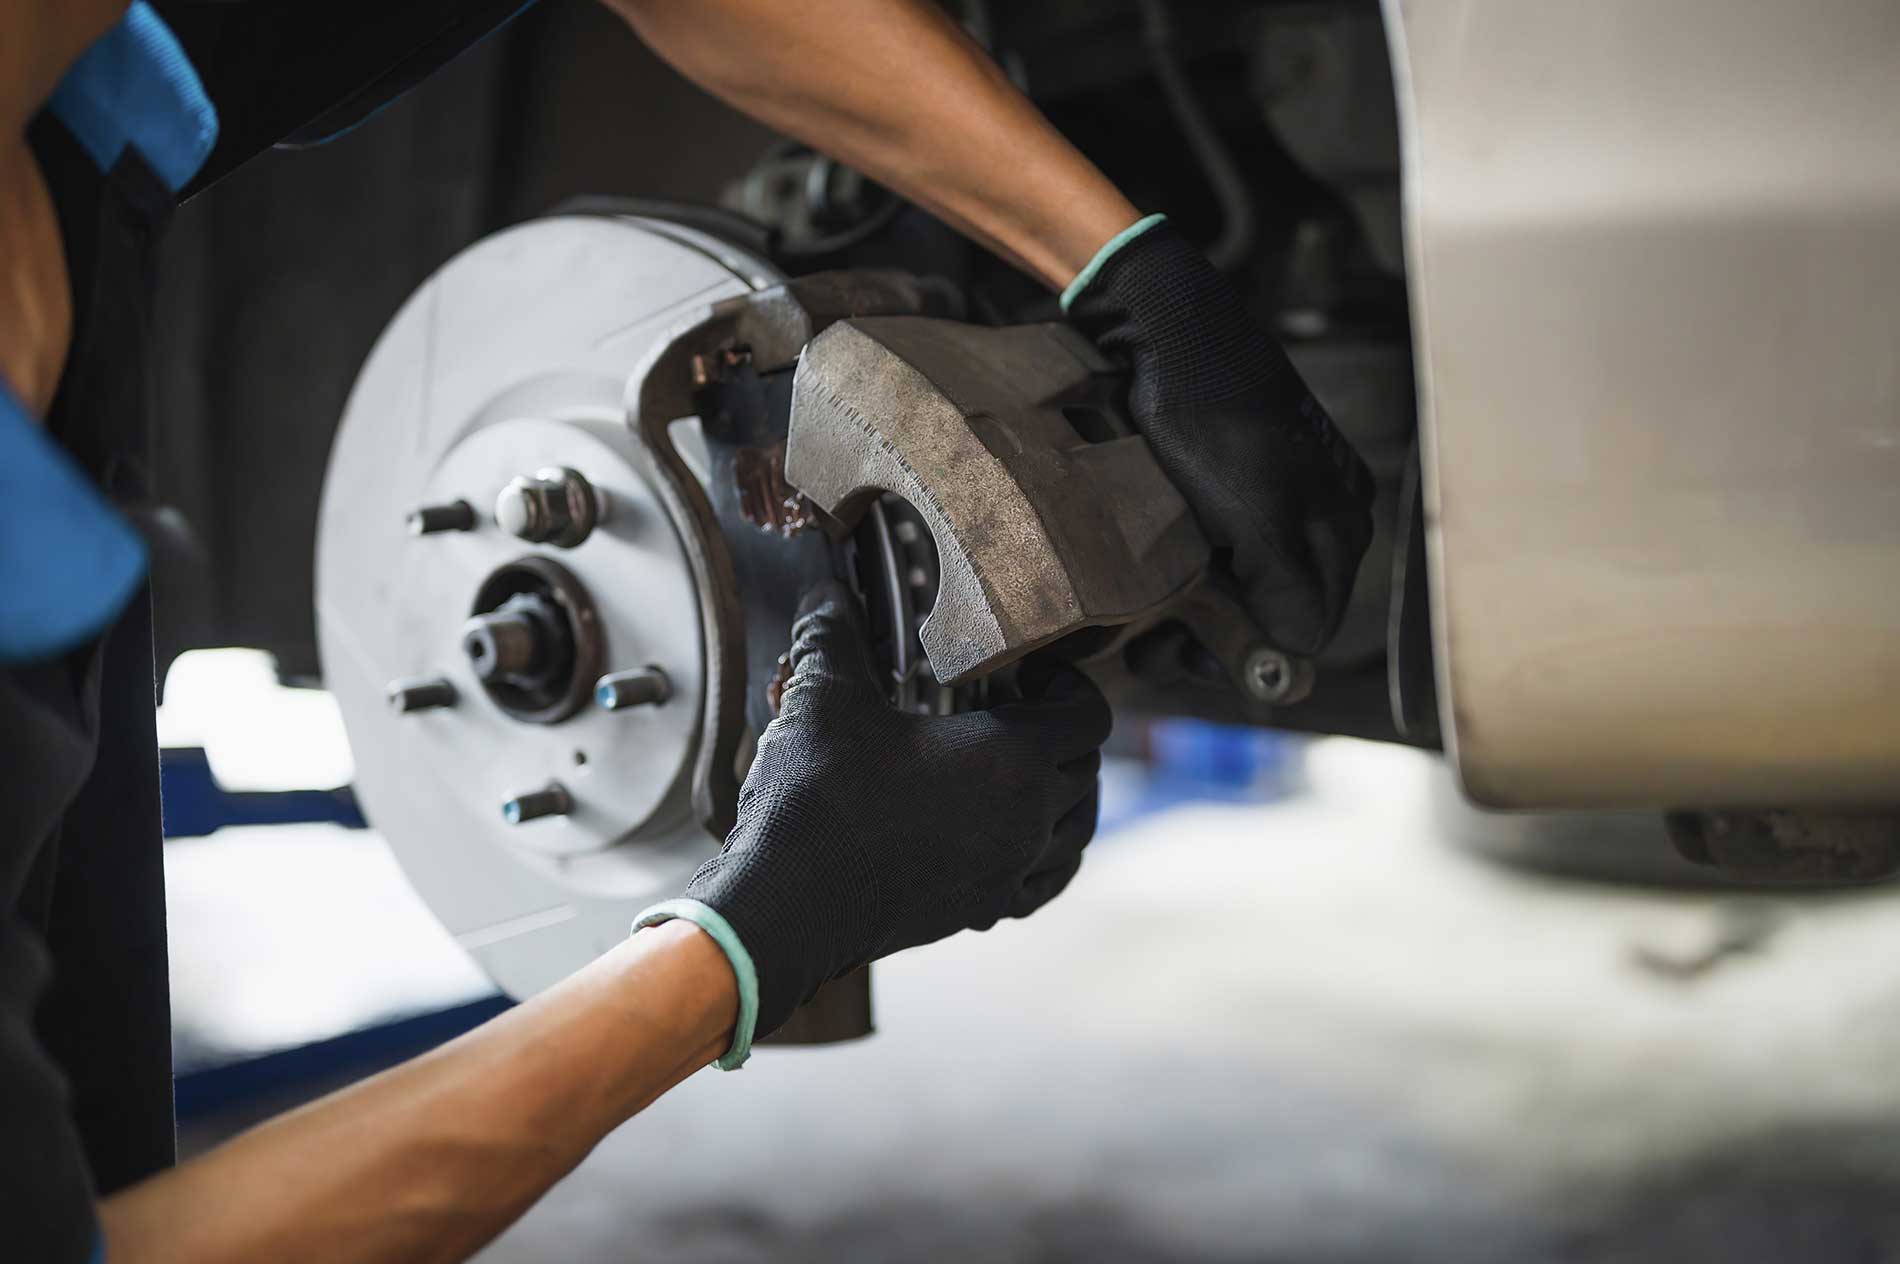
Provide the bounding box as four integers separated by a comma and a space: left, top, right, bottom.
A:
386, 677, 458, 713
503, 783, 571, 825
595, 666, 670, 712
407, 500, 476, 535
462, 603, 551, 683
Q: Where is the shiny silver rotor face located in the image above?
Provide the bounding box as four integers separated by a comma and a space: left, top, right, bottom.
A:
317, 215, 775, 998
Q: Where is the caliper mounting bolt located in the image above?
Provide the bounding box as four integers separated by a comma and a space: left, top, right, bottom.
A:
495, 467, 603, 548
595, 666, 670, 712
407, 500, 476, 535
386, 677, 458, 713
503, 783, 571, 825
1240, 646, 1315, 706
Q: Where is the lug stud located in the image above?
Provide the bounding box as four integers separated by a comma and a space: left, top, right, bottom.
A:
604, 669, 680, 710
595, 666, 670, 711
503, 783, 571, 824
386, 677, 458, 713
407, 501, 476, 535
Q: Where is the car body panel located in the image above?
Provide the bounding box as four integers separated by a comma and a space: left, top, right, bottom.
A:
1385, 0, 1900, 807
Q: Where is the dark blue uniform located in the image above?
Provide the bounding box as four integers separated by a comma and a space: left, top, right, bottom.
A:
1, 5, 532, 1258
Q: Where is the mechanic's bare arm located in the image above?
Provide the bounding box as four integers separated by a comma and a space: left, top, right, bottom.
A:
93, 589, 1110, 1264
97, 921, 737, 1264
0, 135, 66, 414
0, 0, 123, 416
605, 0, 1141, 289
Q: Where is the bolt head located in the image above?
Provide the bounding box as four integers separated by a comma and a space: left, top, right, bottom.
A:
1242, 648, 1294, 703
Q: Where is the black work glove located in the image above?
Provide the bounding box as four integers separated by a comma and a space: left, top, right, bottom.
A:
682, 581, 1112, 1039
1066, 217, 1376, 656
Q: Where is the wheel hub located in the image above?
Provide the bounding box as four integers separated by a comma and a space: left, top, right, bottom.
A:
317, 216, 762, 997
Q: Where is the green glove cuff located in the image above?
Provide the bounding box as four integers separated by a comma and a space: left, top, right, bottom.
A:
632, 898, 759, 1071
1059, 212, 1168, 314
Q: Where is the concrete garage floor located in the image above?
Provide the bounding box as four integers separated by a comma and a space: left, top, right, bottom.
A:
467, 740, 1900, 1263
163, 687, 1900, 1262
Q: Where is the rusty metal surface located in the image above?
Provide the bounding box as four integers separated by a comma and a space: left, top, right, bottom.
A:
627, 272, 960, 836
786, 317, 1212, 685
732, 441, 814, 539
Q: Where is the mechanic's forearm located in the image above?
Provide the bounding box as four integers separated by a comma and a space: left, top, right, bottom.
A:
1, 0, 129, 131
0, 135, 70, 415
607, 0, 1140, 288
97, 921, 735, 1264
3, 0, 130, 414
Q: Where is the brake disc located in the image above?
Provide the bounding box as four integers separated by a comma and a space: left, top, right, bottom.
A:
316, 210, 1264, 1013
317, 214, 783, 999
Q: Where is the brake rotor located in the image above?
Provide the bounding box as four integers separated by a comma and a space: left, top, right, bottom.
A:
317, 214, 779, 999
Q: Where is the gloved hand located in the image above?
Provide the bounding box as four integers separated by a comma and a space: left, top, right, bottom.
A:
1064, 215, 1375, 657
664, 580, 1111, 1044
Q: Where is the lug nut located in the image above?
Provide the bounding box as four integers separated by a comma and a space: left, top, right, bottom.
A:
595, 666, 670, 711
407, 500, 476, 535
503, 783, 571, 825
495, 467, 602, 548
386, 676, 458, 713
